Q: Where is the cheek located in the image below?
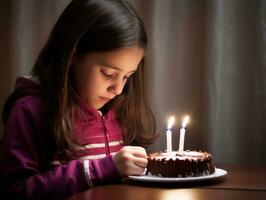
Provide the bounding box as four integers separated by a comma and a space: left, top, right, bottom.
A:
81, 75, 96, 95
75, 68, 95, 97
84, 72, 107, 96
75, 65, 108, 98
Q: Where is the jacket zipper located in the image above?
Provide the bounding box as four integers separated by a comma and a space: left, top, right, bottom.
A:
100, 117, 110, 155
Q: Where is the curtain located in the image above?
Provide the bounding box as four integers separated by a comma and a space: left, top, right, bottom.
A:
0, 0, 71, 134
0, 0, 265, 164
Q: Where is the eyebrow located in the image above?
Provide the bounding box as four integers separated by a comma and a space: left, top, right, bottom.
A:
102, 63, 137, 74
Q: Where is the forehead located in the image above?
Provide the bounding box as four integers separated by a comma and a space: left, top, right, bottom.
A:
79, 47, 144, 72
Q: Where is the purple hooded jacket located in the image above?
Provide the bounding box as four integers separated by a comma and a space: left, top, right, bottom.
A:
0, 77, 123, 199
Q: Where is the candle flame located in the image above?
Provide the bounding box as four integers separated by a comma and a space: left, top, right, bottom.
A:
167, 116, 175, 129
182, 115, 189, 128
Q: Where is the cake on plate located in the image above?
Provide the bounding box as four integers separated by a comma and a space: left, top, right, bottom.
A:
147, 150, 215, 177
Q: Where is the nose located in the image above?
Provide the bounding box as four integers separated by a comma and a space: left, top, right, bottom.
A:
107, 78, 125, 96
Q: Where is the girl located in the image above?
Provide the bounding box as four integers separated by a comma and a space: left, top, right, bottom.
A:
0, 0, 156, 199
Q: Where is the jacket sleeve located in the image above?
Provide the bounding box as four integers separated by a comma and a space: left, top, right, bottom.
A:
0, 100, 121, 200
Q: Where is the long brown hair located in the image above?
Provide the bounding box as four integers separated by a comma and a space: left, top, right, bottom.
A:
2, 0, 157, 161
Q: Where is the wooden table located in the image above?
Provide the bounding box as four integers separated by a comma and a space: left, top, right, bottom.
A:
68, 164, 266, 200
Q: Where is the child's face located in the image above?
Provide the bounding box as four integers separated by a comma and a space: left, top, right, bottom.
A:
72, 46, 144, 110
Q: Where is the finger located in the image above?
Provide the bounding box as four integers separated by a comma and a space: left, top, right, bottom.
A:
132, 151, 147, 159
129, 148, 147, 158
124, 146, 147, 159
129, 164, 146, 176
133, 156, 148, 168
128, 146, 146, 153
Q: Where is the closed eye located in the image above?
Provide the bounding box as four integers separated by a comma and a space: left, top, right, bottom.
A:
101, 70, 114, 79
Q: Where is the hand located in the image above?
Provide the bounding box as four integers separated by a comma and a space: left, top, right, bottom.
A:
112, 146, 147, 177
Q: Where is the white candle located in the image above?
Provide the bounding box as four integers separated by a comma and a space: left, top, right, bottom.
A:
166, 129, 172, 153
166, 116, 175, 154
178, 128, 185, 152
178, 115, 189, 152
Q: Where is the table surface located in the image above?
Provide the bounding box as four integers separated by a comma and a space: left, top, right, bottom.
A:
68, 164, 266, 200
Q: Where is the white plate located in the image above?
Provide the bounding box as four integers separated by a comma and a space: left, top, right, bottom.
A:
127, 168, 227, 182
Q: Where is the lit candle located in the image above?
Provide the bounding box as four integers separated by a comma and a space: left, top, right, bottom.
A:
166, 116, 175, 154
178, 115, 189, 152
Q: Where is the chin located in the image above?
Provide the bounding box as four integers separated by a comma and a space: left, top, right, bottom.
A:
95, 103, 105, 110
93, 99, 111, 110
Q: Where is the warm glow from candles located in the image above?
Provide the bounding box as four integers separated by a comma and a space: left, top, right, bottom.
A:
167, 116, 175, 129
182, 115, 189, 128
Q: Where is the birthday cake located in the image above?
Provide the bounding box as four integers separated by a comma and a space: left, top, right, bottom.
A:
147, 150, 215, 177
